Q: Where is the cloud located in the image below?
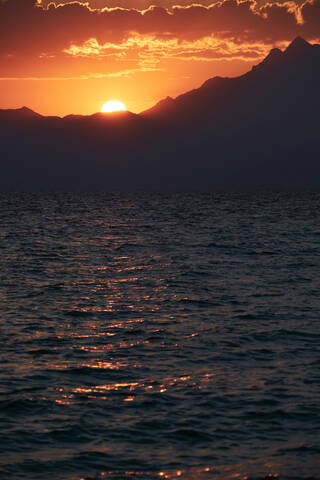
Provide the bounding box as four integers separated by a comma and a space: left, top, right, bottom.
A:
38, 0, 233, 9
1, 0, 320, 76
63, 34, 272, 65
301, 0, 320, 36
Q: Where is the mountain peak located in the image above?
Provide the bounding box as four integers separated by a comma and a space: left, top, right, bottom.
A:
14, 106, 43, 117
255, 47, 283, 69
0, 106, 42, 120
266, 48, 283, 60
141, 96, 174, 116
285, 37, 313, 55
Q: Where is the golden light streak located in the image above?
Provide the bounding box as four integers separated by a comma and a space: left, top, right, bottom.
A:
63, 34, 272, 65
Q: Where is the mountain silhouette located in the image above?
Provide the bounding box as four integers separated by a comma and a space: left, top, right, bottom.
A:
141, 36, 320, 123
0, 106, 43, 121
284, 36, 314, 56
1, 37, 320, 190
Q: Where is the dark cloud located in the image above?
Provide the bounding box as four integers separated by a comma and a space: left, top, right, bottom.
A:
37, 0, 308, 9
0, 0, 319, 61
301, 0, 320, 37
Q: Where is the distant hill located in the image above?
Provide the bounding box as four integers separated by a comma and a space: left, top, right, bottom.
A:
1, 37, 320, 190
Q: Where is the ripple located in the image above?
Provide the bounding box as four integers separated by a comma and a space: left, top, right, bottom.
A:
1, 192, 320, 480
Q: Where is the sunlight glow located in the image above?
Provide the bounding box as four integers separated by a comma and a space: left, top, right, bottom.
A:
101, 100, 127, 113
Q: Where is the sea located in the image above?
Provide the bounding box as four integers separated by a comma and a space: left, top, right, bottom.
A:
0, 192, 319, 480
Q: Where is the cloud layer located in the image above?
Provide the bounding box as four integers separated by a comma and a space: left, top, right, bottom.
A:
1, 0, 320, 78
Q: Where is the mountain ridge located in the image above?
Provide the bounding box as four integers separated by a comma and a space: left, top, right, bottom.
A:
2, 36, 319, 121
1, 37, 320, 191
141, 37, 320, 120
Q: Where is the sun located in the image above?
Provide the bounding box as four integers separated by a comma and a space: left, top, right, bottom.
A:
101, 100, 127, 113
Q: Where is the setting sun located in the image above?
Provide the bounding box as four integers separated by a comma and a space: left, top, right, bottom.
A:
101, 100, 127, 113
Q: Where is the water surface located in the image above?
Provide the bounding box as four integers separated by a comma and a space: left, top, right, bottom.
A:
1, 192, 319, 480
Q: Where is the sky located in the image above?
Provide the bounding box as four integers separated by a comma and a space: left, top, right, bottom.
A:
0, 0, 320, 115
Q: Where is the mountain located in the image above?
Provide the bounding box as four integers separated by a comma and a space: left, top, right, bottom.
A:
1, 37, 320, 190
141, 36, 320, 123
0, 106, 43, 121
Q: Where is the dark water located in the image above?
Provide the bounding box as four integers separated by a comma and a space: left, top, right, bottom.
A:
1, 192, 320, 480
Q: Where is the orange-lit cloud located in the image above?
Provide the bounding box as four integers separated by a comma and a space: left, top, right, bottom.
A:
63, 34, 272, 65
1, 0, 319, 64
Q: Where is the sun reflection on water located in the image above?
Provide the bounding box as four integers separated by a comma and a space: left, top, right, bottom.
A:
75, 466, 280, 480
47, 372, 222, 406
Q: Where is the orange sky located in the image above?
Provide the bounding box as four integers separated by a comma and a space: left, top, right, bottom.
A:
1, 0, 319, 115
